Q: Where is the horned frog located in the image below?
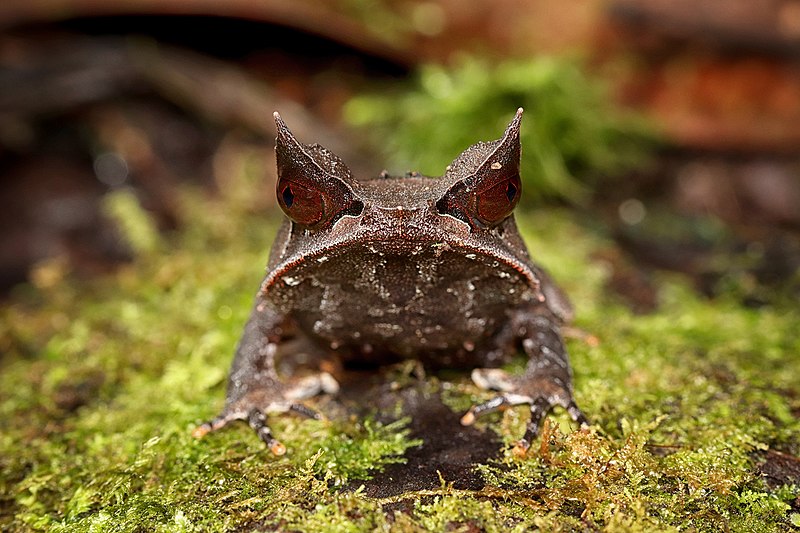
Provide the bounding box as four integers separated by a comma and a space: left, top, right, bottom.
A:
194, 109, 588, 454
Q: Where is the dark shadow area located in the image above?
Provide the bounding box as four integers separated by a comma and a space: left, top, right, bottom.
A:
339, 371, 500, 498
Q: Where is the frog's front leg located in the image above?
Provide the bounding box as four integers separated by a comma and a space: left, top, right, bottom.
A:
461, 307, 588, 452
193, 298, 339, 455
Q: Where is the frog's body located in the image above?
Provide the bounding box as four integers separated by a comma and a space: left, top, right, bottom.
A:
195, 110, 587, 454
267, 193, 543, 366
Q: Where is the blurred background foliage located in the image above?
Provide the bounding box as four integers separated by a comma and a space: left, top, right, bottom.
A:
1, 0, 799, 300
1, 0, 799, 531
345, 56, 656, 202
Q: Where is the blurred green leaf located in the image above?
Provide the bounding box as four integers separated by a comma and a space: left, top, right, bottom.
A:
345, 56, 657, 202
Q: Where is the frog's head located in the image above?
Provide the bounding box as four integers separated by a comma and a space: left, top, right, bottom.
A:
263, 110, 562, 320
265, 111, 539, 289
273, 108, 522, 237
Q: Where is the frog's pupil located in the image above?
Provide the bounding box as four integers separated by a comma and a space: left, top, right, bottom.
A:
506, 182, 517, 202
282, 186, 294, 208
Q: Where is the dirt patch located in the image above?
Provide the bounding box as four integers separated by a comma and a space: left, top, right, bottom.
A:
341, 372, 500, 498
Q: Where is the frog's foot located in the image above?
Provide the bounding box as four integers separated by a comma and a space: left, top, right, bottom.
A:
460, 368, 588, 453
192, 372, 339, 455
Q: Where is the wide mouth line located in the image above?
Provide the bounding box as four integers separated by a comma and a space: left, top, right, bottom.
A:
264, 234, 539, 293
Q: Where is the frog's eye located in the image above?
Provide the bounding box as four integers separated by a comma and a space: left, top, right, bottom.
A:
437, 108, 524, 229
276, 175, 364, 229
475, 173, 521, 225
277, 180, 327, 227
437, 173, 521, 228
273, 112, 363, 229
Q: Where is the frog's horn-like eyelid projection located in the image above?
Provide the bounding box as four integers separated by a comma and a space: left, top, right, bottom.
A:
273, 112, 364, 228
273, 112, 355, 184
469, 107, 522, 188
435, 109, 523, 228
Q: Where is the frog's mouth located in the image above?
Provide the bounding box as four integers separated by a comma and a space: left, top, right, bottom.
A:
262, 235, 544, 357
262, 202, 545, 306
261, 228, 542, 308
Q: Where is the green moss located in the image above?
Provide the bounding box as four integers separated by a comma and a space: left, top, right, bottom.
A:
455, 212, 800, 532
0, 189, 420, 531
3, 187, 797, 531
1, 140, 798, 532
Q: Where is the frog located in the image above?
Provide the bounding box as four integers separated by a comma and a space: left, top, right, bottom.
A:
193, 109, 588, 455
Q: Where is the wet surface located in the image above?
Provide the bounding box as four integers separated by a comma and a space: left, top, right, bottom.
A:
758, 449, 800, 490
758, 449, 800, 513
340, 370, 501, 498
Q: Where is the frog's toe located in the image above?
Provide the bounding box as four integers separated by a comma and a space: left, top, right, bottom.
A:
247, 408, 287, 455
469, 368, 515, 391
461, 368, 588, 452
514, 396, 588, 452
193, 372, 338, 454
193, 400, 322, 455
192, 413, 235, 439
285, 372, 340, 399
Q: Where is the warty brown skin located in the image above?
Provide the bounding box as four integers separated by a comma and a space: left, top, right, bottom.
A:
194, 109, 588, 455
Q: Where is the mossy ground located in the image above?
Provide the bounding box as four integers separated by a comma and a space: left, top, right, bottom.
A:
1, 179, 799, 531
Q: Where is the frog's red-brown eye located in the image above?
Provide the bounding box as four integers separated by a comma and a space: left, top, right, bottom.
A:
436, 109, 523, 229
273, 112, 364, 229
277, 180, 327, 227
476, 174, 521, 225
